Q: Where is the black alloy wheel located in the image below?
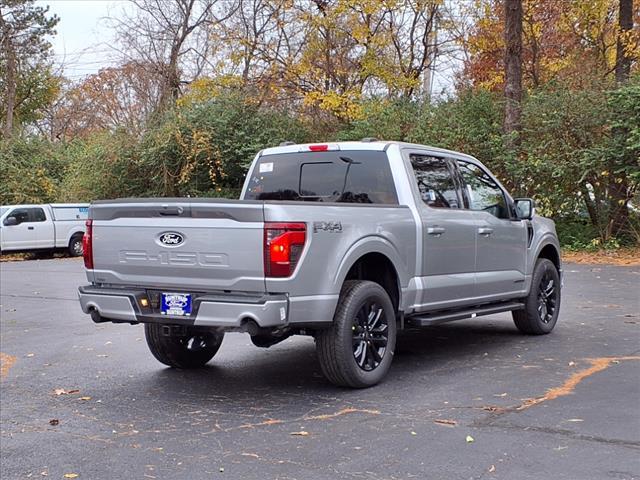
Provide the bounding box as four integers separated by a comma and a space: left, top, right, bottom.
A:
513, 258, 561, 335
537, 270, 558, 323
352, 300, 389, 371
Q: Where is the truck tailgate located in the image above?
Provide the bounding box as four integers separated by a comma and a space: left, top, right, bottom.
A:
88, 200, 265, 292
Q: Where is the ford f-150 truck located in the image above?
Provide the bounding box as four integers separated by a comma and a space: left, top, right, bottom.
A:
78, 141, 562, 388
1, 203, 89, 256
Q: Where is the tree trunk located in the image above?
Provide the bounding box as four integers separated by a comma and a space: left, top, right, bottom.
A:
503, 0, 523, 147
580, 185, 600, 231
2, 26, 16, 139
614, 0, 633, 85
608, 0, 634, 240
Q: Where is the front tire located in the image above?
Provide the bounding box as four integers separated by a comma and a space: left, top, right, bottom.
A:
316, 280, 397, 388
513, 258, 561, 335
145, 324, 224, 368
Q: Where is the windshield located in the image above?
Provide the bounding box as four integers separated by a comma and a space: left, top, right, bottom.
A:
244, 151, 398, 204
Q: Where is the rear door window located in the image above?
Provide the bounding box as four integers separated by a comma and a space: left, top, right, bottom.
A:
245, 151, 398, 204
410, 154, 461, 208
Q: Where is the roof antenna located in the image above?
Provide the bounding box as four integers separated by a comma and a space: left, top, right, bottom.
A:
279, 141, 295, 146
360, 137, 379, 142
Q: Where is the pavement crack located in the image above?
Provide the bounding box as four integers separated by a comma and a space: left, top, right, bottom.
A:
516, 356, 640, 411
478, 422, 640, 450
475, 356, 640, 418
204, 407, 381, 434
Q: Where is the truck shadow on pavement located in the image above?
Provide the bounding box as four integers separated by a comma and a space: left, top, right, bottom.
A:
144, 319, 533, 396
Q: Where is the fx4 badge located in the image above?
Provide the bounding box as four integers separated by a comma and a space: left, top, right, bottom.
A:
313, 221, 343, 233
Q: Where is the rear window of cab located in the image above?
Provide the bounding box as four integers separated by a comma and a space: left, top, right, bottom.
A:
244, 151, 398, 204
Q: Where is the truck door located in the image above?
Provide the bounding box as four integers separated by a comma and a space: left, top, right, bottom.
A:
455, 160, 527, 300
406, 152, 478, 310
32, 207, 55, 248
1, 208, 36, 250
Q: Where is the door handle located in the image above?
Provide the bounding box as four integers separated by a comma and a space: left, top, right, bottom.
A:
478, 227, 493, 236
427, 226, 446, 236
28, 226, 34, 230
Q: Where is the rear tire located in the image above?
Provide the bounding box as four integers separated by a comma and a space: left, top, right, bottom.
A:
316, 280, 397, 388
68, 234, 83, 257
145, 324, 224, 368
513, 258, 561, 335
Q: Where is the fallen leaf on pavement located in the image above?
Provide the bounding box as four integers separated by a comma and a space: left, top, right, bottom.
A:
49, 419, 59, 426
78, 396, 92, 401
489, 465, 496, 473
63, 474, 79, 479
410, 431, 417, 435
434, 419, 457, 427
54, 389, 79, 396
466, 435, 475, 443
289, 431, 309, 436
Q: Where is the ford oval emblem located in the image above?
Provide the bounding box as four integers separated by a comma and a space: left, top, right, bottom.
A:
159, 232, 184, 247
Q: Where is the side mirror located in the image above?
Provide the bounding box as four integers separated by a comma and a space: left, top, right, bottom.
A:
3, 216, 18, 226
514, 198, 535, 220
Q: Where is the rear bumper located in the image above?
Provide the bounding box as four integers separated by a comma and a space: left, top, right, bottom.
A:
78, 285, 291, 329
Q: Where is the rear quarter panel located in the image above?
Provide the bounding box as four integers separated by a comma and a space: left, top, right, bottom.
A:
263, 202, 417, 321
54, 220, 86, 248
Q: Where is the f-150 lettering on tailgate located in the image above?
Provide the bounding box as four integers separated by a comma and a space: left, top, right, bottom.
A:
118, 250, 229, 267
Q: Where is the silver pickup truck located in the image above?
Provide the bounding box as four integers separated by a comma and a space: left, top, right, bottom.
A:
78, 141, 562, 388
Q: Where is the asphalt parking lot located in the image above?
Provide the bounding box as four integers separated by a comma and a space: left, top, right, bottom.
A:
0, 258, 639, 480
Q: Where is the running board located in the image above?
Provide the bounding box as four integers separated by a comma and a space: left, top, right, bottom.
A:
406, 301, 525, 327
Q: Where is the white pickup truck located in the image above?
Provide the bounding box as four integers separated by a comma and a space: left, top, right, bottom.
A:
0, 203, 89, 256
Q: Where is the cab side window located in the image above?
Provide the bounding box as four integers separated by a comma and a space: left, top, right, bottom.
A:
31, 208, 46, 222
410, 155, 460, 208
9, 209, 30, 224
457, 161, 509, 219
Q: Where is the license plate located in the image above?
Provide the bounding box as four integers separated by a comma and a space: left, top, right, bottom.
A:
161, 293, 192, 316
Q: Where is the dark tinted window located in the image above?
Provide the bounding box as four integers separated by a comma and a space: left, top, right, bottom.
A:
410, 155, 460, 208
457, 161, 509, 219
8, 208, 30, 224
32, 208, 46, 222
245, 151, 398, 204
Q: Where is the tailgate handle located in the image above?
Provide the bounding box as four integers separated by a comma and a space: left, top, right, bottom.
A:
159, 206, 184, 216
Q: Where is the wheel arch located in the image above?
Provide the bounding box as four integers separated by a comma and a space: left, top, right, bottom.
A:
66, 229, 85, 247
334, 237, 408, 313
536, 242, 561, 272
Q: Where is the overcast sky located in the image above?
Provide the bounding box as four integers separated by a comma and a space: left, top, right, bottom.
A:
40, 0, 455, 95
39, 0, 121, 79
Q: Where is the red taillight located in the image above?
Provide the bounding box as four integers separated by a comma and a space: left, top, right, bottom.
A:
308, 144, 329, 151
264, 222, 306, 277
83, 219, 94, 269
